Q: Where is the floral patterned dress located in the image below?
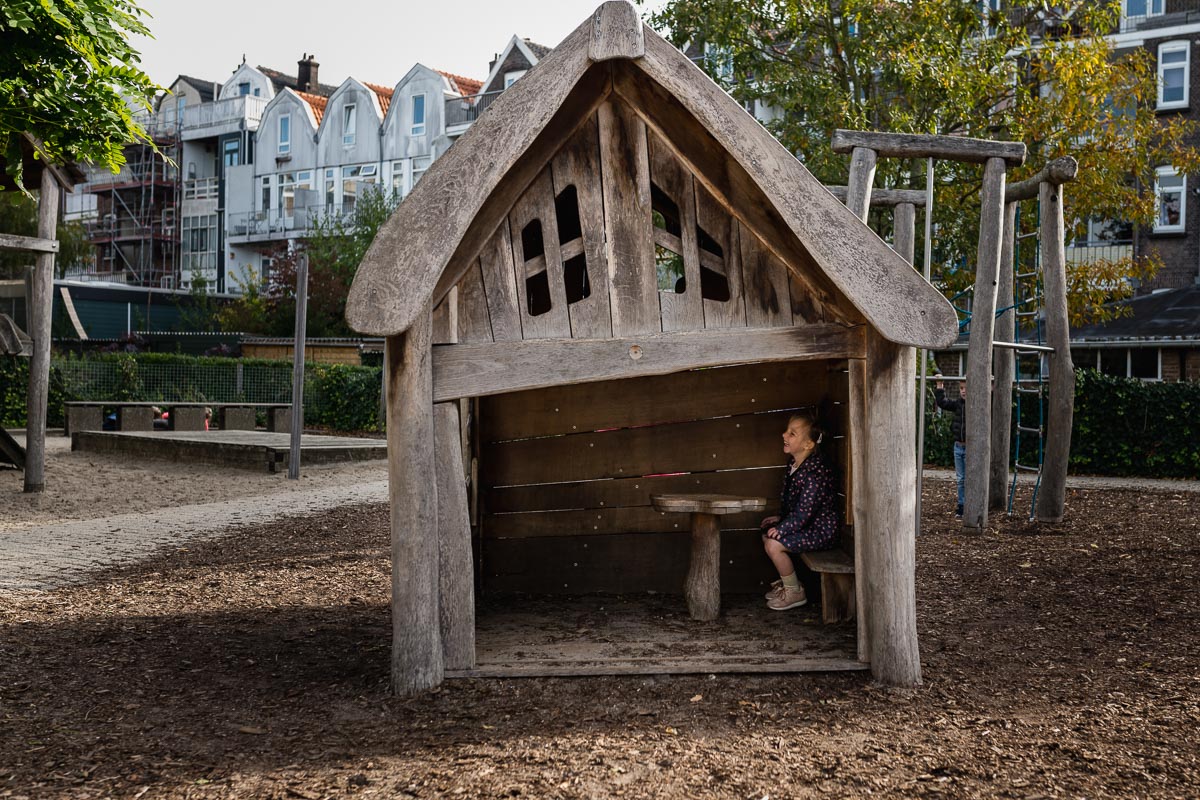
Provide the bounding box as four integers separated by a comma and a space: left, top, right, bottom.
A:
771, 452, 840, 552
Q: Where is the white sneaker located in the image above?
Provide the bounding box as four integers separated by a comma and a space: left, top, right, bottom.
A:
767, 587, 808, 611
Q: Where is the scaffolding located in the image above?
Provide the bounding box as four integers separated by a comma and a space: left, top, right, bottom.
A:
84, 112, 181, 288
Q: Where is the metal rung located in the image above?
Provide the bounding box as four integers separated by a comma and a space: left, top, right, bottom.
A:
1017, 425, 1042, 434
1016, 231, 1039, 239
994, 341, 1054, 353
1014, 463, 1041, 472
1015, 271, 1040, 278
1016, 387, 1043, 395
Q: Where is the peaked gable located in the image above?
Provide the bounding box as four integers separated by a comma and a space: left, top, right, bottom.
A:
346, 1, 957, 350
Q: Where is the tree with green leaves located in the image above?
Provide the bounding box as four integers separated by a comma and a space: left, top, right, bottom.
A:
0, 0, 157, 190
643, 0, 1200, 322
220, 188, 400, 337
0, 192, 93, 279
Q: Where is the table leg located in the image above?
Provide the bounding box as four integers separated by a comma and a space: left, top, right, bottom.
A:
685, 512, 721, 621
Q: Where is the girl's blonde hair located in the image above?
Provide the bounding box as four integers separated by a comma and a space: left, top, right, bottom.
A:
788, 410, 824, 445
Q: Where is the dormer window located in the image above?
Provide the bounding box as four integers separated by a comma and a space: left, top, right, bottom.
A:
343, 103, 357, 146
278, 113, 291, 155
238, 82, 250, 96
411, 94, 426, 137
504, 70, 526, 88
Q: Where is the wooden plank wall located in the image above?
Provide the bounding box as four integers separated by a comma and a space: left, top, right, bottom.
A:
451, 98, 848, 345
478, 360, 851, 594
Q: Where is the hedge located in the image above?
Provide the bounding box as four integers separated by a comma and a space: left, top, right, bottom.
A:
1, 353, 382, 433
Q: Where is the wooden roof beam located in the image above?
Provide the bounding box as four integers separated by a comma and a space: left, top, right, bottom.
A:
0, 233, 59, 254
831, 130, 1026, 167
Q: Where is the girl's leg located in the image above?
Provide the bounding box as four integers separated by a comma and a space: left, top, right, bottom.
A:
763, 536, 797, 578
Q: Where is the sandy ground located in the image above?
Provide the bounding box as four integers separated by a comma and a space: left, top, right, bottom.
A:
2, 433, 387, 532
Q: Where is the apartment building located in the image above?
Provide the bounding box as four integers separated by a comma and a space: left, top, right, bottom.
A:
69, 36, 547, 295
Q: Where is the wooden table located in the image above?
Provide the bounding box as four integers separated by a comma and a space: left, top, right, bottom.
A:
651, 493, 767, 621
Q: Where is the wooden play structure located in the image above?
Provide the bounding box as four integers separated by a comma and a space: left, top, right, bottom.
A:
346, 2, 960, 693
0, 134, 79, 492
826, 134, 1077, 529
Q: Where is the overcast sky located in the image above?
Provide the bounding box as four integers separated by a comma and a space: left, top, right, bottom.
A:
130, 1, 667, 91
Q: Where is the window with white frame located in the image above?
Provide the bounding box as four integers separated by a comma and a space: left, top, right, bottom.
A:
391, 160, 405, 197
278, 113, 291, 155
238, 82, 250, 96
411, 155, 432, 189
342, 164, 378, 210
182, 214, 218, 279
1158, 41, 1190, 109
1084, 348, 1162, 381
342, 103, 357, 146
277, 171, 313, 217
981, 0, 1001, 37
260, 176, 272, 212
324, 168, 336, 209
411, 94, 426, 136
504, 71, 526, 88
1125, 0, 1164, 22
1154, 167, 1186, 232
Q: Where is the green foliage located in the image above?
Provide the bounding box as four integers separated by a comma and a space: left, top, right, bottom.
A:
0, 356, 69, 427
643, 0, 1200, 324
0, 191, 94, 277
1070, 369, 1200, 478
221, 188, 399, 337
0, 0, 158, 190
303, 363, 383, 432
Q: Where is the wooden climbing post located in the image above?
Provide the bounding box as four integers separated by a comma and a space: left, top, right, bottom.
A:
963, 157, 1007, 530
989, 202, 1018, 511
1036, 180, 1074, 523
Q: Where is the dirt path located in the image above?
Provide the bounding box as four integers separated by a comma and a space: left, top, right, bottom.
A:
1, 480, 1197, 798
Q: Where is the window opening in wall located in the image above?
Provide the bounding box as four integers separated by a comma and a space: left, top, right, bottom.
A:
1154, 167, 1185, 232
521, 219, 552, 316
324, 168, 336, 208
1130, 348, 1161, 380
554, 185, 591, 305
651, 182, 685, 293
696, 224, 731, 301
222, 139, 240, 168
411, 155, 431, 189
261, 176, 271, 211
411, 94, 426, 136
278, 114, 291, 155
1157, 42, 1189, 110
238, 82, 250, 96
343, 103, 357, 146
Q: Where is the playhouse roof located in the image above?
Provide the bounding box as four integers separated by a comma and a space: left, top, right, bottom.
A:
345, 1, 958, 350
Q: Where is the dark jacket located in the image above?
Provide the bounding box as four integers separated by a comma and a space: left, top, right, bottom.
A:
934, 386, 966, 444
774, 452, 840, 551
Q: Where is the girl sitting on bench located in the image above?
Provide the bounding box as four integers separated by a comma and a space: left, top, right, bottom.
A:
760, 411, 840, 611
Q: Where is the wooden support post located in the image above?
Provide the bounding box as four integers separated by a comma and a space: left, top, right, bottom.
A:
990, 202, 1018, 511
860, 329, 921, 686
1037, 181, 1074, 524
287, 254, 309, 480
24, 168, 59, 494
685, 513, 721, 622
847, 358, 870, 663
963, 157, 1007, 530
844, 147, 877, 222
435, 402, 475, 670
385, 309, 444, 695
893, 203, 917, 266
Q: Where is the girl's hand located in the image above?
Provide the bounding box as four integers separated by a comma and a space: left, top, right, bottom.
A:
767, 527, 781, 540
761, 515, 780, 527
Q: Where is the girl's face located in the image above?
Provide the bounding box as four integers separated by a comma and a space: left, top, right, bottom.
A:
782, 420, 813, 457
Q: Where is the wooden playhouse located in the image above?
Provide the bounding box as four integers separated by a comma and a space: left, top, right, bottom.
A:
345, 1, 958, 692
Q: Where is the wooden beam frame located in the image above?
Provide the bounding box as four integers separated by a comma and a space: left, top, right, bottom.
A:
431, 324, 866, 401
0, 233, 59, 254
1036, 181, 1074, 523
1005, 156, 1078, 202
825, 186, 927, 208
831, 130, 1026, 166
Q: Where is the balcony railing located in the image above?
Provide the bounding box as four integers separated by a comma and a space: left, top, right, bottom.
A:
226, 203, 357, 238
182, 95, 270, 133
1066, 239, 1134, 265
1117, 0, 1200, 32
445, 91, 503, 129
183, 177, 220, 200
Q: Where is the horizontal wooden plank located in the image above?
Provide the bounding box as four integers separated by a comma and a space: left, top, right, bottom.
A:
0, 233, 59, 253
483, 409, 794, 487
484, 466, 784, 513
800, 549, 855, 575
433, 324, 865, 402
485, 505, 765, 539
482, 359, 830, 442
824, 186, 927, 208
650, 494, 767, 514
482, 530, 778, 594
830, 130, 1026, 166
448, 657, 868, 677
1005, 156, 1078, 202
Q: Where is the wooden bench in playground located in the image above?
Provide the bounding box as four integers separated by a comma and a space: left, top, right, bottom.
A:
64, 401, 293, 435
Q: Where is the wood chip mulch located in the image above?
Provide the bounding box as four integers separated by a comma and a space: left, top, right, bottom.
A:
1, 480, 1197, 799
